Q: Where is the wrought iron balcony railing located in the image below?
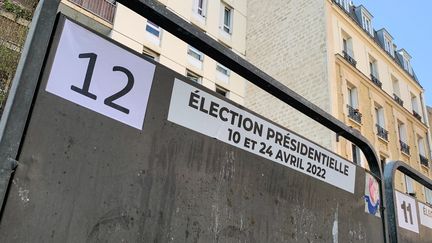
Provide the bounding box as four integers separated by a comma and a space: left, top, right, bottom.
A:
376, 124, 388, 141
393, 94, 404, 107
68, 0, 116, 24
412, 110, 422, 122
347, 105, 362, 124
420, 154, 429, 167
399, 140, 410, 155
342, 50, 357, 68
370, 74, 382, 88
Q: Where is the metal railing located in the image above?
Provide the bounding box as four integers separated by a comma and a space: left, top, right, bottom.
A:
420, 154, 429, 167
399, 140, 410, 155
342, 50, 357, 67
370, 74, 382, 88
68, 0, 116, 24
376, 124, 388, 141
393, 94, 403, 107
347, 105, 362, 123
412, 110, 422, 122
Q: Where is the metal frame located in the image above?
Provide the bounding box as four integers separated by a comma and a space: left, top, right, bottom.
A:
0, 0, 387, 241
0, 0, 61, 212
384, 161, 432, 243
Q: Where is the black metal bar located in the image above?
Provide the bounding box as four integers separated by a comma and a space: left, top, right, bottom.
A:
115, 0, 387, 241
0, 0, 61, 212
384, 161, 432, 243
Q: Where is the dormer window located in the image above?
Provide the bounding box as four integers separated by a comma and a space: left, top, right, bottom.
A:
356, 6, 374, 36
384, 36, 393, 54
398, 49, 413, 75
362, 14, 373, 36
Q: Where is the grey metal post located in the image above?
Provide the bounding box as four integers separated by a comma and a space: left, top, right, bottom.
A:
0, 0, 61, 211
384, 161, 432, 243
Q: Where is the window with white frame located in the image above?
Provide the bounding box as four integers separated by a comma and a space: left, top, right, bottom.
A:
369, 56, 379, 78
401, 55, 413, 75
411, 93, 420, 113
187, 45, 204, 69
347, 85, 358, 109
146, 20, 162, 45
418, 136, 426, 157
384, 36, 393, 54
342, 31, 354, 57
398, 121, 407, 143
336, 0, 349, 12
193, 0, 207, 19
216, 63, 231, 83
221, 3, 233, 34
405, 175, 415, 195
186, 70, 202, 84
146, 20, 161, 38
361, 13, 373, 36
375, 105, 385, 127
425, 187, 432, 204
392, 77, 401, 97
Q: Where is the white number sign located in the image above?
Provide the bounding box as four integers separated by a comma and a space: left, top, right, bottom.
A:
395, 191, 419, 233
46, 19, 156, 130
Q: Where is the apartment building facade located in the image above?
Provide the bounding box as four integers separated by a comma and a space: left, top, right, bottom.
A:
246, 0, 432, 202
60, 0, 247, 104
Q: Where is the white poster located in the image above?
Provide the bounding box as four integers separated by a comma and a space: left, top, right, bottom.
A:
395, 191, 419, 233
168, 79, 356, 193
418, 202, 432, 229
46, 19, 156, 130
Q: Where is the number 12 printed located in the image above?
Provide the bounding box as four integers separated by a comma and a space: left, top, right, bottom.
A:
46, 19, 156, 130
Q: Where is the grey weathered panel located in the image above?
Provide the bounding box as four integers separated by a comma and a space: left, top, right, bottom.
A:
0, 55, 384, 243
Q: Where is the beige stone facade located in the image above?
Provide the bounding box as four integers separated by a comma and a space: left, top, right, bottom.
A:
246, 0, 432, 202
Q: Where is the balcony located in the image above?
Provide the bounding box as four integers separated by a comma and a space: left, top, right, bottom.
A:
420, 154, 429, 167
399, 140, 410, 155
347, 105, 362, 124
376, 124, 388, 141
68, 0, 116, 24
370, 74, 382, 88
393, 94, 404, 107
412, 110, 422, 122
342, 51, 357, 68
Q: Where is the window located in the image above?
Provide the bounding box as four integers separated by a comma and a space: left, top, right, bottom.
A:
342, 35, 353, 56
142, 47, 159, 61
194, 0, 207, 18
398, 121, 407, 143
336, 0, 349, 12
146, 21, 160, 38
405, 175, 415, 196
351, 144, 361, 165
384, 36, 393, 54
380, 156, 387, 172
215, 85, 229, 98
187, 45, 204, 69
369, 56, 378, 78
216, 63, 230, 83
347, 85, 358, 109
425, 187, 432, 204
392, 77, 400, 96
362, 14, 373, 36
403, 57, 412, 75
221, 3, 233, 34
375, 106, 384, 127
186, 70, 202, 84
418, 136, 426, 156
187, 46, 204, 61
411, 93, 419, 113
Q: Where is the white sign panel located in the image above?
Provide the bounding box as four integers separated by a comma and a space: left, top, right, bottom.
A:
46, 19, 156, 130
168, 79, 356, 193
418, 202, 432, 229
395, 191, 419, 233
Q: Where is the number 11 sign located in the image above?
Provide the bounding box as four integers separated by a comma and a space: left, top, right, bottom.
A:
46, 17, 156, 130
395, 191, 419, 233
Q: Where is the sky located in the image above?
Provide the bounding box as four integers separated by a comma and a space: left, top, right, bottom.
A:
357, 0, 432, 106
